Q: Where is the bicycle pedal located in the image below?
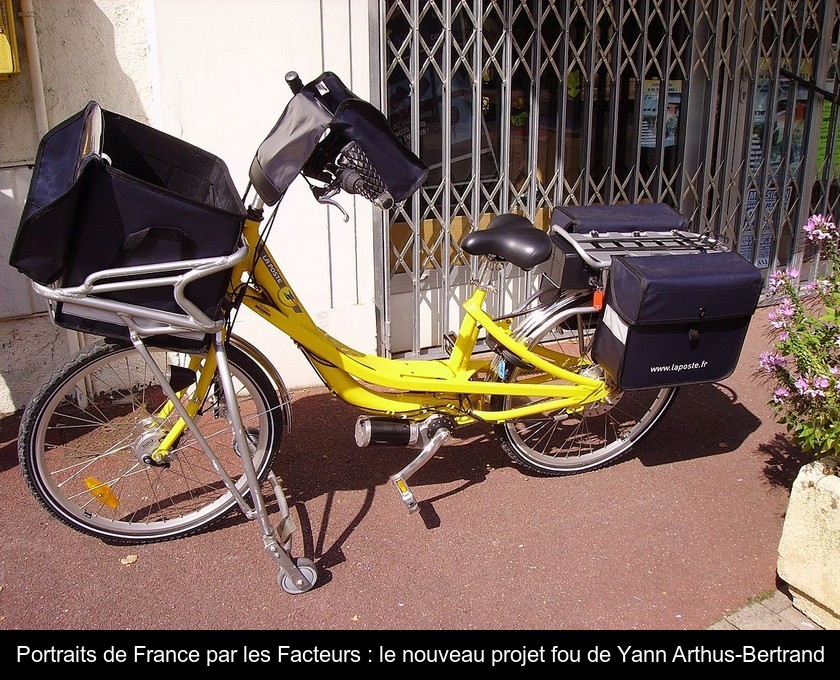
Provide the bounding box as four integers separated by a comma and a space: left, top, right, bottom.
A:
442, 332, 457, 354
485, 334, 534, 371
390, 474, 419, 513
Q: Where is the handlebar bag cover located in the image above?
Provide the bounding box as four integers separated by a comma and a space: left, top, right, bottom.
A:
591, 251, 762, 389
249, 71, 428, 205
551, 203, 688, 233
9, 101, 247, 346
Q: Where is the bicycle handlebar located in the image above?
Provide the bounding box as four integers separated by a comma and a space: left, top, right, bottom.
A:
336, 142, 394, 210
285, 71, 303, 95
286, 70, 395, 211
337, 166, 366, 196
332, 166, 393, 210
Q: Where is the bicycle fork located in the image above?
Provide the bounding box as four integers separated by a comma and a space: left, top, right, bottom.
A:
129, 330, 315, 593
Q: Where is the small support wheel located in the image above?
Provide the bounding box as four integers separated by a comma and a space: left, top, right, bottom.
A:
278, 557, 318, 594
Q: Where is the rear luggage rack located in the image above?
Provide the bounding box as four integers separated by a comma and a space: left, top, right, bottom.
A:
554, 228, 727, 270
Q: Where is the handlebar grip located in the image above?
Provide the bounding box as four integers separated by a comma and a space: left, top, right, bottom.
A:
336, 142, 395, 210
285, 71, 304, 94
337, 167, 394, 210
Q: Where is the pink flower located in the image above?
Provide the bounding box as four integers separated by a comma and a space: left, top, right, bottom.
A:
802, 279, 832, 295
794, 374, 828, 398
768, 270, 789, 294
768, 310, 789, 330
768, 269, 801, 295
772, 386, 791, 404
759, 351, 786, 372
775, 299, 795, 319
803, 214, 838, 242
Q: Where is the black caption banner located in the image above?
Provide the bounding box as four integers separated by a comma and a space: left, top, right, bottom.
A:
5, 630, 833, 669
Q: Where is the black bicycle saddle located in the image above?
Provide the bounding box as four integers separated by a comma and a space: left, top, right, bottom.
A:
460, 213, 552, 270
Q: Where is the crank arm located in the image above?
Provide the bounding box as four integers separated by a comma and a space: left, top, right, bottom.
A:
390, 426, 452, 513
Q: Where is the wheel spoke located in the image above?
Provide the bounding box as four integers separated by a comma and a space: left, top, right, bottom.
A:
20, 343, 281, 542
497, 318, 675, 475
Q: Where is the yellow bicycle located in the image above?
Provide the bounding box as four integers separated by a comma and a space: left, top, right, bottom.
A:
11, 71, 761, 593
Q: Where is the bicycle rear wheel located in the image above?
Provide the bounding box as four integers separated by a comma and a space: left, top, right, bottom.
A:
19, 341, 282, 543
493, 314, 676, 475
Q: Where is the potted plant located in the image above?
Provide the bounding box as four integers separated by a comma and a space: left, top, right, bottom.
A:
759, 213, 840, 630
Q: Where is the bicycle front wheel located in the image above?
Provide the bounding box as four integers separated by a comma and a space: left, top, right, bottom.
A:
19, 341, 283, 543
493, 315, 676, 476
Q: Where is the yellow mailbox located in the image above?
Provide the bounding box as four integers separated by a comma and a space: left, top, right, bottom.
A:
1, 0, 20, 78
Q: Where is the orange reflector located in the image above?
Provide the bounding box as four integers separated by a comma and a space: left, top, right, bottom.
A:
593, 289, 604, 310
84, 477, 119, 509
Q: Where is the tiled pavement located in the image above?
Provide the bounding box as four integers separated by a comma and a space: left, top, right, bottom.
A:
708, 589, 825, 630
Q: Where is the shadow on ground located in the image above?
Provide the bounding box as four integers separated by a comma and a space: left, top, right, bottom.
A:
0, 411, 21, 474
759, 432, 811, 489
0, 374, 777, 580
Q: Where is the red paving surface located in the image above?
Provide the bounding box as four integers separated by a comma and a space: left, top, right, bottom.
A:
0, 310, 805, 630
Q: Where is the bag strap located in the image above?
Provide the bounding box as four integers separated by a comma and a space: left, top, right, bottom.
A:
122, 226, 187, 252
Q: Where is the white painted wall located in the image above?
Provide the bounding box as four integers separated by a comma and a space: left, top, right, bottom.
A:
0, 0, 379, 413
149, 0, 378, 387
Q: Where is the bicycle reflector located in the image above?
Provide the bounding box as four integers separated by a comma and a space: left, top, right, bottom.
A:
593, 289, 604, 310
84, 477, 119, 509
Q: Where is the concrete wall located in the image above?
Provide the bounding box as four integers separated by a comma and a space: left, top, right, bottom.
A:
0, 0, 158, 414
1, 0, 156, 159
0, 0, 378, 414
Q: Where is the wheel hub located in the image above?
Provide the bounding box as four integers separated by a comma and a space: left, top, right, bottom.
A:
133, 422, 170, 467
579, 364, 624, 417
232, 427, 259, 458
582, 392, 623, 417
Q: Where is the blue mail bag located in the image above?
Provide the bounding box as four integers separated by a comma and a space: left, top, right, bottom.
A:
9, 102, 247, 350
591, 251, 762, 390
551, 202, 688, 234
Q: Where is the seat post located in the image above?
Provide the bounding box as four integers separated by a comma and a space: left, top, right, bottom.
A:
471, 257, 504, 292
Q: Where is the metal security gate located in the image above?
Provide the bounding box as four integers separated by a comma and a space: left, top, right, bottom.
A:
376, 0, 840, 357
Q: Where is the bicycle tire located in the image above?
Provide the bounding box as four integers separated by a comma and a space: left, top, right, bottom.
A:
493, 315, 676, 476
19, 341, 283, 543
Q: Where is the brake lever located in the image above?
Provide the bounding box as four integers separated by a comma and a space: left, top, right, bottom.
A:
312, 185, 349, 223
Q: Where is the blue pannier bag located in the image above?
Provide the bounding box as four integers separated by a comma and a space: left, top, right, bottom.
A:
591, 251, 762, 390
8, 101, 247, 349
551, 202, 688, 233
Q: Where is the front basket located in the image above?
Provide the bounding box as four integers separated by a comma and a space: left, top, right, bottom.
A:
9, 101, 247, 345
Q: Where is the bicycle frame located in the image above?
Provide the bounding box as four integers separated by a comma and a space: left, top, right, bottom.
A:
228, 209, 610, 425
16, 74, 748, 595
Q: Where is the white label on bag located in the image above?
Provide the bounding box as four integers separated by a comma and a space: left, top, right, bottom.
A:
602, 304, 628, 345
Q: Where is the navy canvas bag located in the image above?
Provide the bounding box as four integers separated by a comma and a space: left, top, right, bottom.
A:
9, 102, 246, 348
249, 71, 427, 206
592, 251, 762, 389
